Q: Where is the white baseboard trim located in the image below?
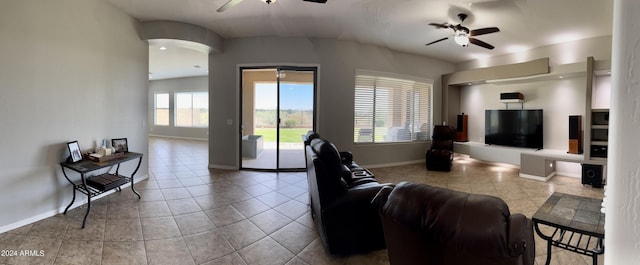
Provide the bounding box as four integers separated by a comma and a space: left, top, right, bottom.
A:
148, 134, 208, 141
362, 159, 424, 169
209, 164, 237, 170
555, 171, 581, 178
519, 172, 555, 182
0, 174, 148, 234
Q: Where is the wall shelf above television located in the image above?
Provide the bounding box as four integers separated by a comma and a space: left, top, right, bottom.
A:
501, 100, 524, 110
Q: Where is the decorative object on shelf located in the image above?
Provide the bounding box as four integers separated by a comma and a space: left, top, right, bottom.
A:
66, 141, 83, 163
88, 152, 125, 162
500, 92, 524, 109
94, 139, 113, 156
499, 92, 524, 101
112, 138, 128, 153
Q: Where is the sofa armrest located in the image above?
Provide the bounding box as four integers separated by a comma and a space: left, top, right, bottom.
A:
323, 184, 386, 216
371, 185, 394, 212
507, 213, 534, 260
339, 151, 353, 165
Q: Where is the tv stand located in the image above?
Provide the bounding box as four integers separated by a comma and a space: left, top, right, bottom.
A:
454, 142, 586, 182
454, 142, 524, 166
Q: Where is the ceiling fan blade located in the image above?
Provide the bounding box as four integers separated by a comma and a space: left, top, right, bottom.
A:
470, 27, 500, 36
217, 0, 244, 12
425, 37, 449, 46
469, 38, 495, 49
428, 23, 450, 29
303, 0, 327, 3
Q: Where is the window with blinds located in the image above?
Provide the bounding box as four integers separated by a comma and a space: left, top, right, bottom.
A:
354, 70, 432, 143
154, 93, 169, 126
175, 92, 209, 128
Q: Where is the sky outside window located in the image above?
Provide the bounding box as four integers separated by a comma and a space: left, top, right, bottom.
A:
255, 83, 313, 110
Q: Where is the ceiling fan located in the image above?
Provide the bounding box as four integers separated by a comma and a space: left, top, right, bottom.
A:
217, 0, 327, 13
425, 13, 499, 50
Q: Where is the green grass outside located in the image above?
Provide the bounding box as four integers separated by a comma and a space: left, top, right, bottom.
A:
253, 128, 311, 142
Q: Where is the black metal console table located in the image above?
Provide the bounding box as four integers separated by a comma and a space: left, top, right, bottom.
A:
532, 192, 604, 265
60, 152, 143, 228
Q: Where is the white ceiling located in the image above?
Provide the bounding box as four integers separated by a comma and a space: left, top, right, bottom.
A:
105, 0, 613, 80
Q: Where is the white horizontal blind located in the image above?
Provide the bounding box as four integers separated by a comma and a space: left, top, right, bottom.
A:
175, 92, 209, 128
154, 93, 169, 126
354, 70, 432, 143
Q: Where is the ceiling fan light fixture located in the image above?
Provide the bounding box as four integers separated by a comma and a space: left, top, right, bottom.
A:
454, 32, 469, 47
260, 0, 277, 3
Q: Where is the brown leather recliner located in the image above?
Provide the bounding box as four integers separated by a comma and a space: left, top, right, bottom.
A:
373, 182, 535, 265
304, 135, 388, 255
425, 125, 455, 171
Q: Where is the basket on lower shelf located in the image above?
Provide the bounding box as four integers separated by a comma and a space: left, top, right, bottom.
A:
86, 174, 128, 191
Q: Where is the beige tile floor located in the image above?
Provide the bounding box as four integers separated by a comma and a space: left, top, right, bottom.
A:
0, 137, 604, 265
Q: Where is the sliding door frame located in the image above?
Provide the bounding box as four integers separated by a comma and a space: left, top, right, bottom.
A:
238, 64, 318, 171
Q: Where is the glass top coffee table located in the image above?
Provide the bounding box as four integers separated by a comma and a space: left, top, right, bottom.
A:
532, 192, 604, 265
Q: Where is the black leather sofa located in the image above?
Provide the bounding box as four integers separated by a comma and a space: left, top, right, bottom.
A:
373, 182, 535, 265
303, 131, 377, 187
303, 133, 388, 255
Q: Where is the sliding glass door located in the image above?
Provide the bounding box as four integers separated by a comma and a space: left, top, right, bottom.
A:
241, 66, 316, 170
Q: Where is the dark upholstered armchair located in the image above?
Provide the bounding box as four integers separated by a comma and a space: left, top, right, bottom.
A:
373, 182, 535, 265
303, 131, 376, 187
304, 135, 388, 255
425, 125, 455, 171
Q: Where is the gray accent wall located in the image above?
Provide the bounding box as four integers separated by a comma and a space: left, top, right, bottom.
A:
209, 37, 455, 168
0, 0, 149, 231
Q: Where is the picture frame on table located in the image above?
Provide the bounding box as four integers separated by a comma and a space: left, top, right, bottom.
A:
111, 138, 128, 153
67, 141, 83, 163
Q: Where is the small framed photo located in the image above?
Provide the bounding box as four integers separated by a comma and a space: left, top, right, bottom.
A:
112, 138, 128, 153
67, 141, 83, 163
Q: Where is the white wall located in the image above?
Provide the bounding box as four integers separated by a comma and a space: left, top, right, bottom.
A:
605, 0, 640, 262
593, 75, 612, 109
149, 76, 209, 140
460, 76, 586, 150
209, 37, 455, 168
0, 0, 148, 231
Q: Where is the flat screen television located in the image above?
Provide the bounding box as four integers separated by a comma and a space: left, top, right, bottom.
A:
485, 109, 543, 149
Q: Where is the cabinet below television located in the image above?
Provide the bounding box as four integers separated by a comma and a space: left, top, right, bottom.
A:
589, 109, 609, 159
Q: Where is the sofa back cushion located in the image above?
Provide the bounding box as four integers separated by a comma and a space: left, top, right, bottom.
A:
308, 138, 348, 206
303, 131, 320, 145
432, 125, 455, 141
381, 182, 512, 258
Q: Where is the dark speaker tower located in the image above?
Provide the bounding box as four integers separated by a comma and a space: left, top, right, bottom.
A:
455, 114, 468, 142
568, 115, 582, 154
582, 164, 603, 188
